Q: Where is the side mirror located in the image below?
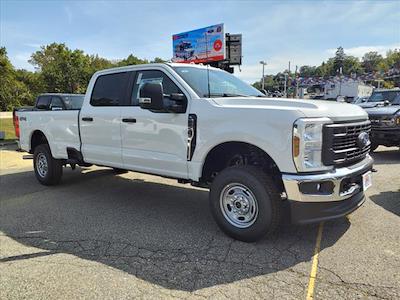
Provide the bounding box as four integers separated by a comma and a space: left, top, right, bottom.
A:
139, 82, 164, 111
166, 93, 187, 113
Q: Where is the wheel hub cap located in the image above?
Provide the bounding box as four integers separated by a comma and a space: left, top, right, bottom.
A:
219, 183, 258, 228
36, 153, 48, 178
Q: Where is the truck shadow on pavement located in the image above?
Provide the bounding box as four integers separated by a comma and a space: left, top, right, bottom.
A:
370, 190, 400, 217
0, 168, 350, 291
371, 148, 399, 165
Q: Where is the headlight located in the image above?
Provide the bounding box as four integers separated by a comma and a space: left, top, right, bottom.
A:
293, 117, 333, 172
380, 113, 400, 127
396, 112, 400, 125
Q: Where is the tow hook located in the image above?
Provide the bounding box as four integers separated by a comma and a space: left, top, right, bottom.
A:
371, 168, 378, 173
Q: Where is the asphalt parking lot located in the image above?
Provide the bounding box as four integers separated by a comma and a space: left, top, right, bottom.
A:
0, 145, 399, 299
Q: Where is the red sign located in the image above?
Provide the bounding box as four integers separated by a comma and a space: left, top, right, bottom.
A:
213, 39, 222, 51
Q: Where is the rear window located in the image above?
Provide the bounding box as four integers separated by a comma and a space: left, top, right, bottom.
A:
90, 72, 129, 106
36, 96, 51, 110
62, 95, 84, 109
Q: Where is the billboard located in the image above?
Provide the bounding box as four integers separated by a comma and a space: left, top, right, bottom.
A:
172, 24, 225, 64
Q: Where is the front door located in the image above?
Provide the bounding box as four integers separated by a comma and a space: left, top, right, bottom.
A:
120, 69, 189, 178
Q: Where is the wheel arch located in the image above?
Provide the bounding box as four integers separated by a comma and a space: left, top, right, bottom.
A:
199, 141, 284, 191
30, 130, 49, 154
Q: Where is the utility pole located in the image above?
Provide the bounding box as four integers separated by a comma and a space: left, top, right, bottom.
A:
260, 61, 267, 90
295, 65, 299, 99
338, 67, 343, 97
284, 72, 288, 98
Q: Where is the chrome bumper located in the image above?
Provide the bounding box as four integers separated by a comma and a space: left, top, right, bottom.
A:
282, 155, 374, 202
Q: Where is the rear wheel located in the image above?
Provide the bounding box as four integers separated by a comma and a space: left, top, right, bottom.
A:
33, 144, 63, 185
209, 165, 281, 242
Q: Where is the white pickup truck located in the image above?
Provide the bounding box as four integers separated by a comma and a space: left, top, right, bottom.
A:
15, 63, 373, 242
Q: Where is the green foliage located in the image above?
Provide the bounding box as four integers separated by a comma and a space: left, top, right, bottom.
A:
253, 46, 400, 90
1, 43, 168, 110
117, 54, 148, 67
30, 43, 91, 93
1, 43, 399, 110
0, 118, 16, 140
362, 51, 384, 73
333, 46, 345, 74
0, 47, 33, 110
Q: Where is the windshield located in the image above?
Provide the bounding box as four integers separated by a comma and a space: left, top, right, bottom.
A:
62, 95, 85, 109
368, 91, 400, 104
173, 66, 264, 98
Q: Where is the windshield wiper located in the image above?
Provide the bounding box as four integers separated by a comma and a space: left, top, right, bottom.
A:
205, 93, 250, 98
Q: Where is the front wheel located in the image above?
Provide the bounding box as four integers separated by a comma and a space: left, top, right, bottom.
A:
209, 166, 281, 242
33, 144, 63, 185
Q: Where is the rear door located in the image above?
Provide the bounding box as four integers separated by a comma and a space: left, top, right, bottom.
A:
80, 72, 130, 168
120, 69, 189, 178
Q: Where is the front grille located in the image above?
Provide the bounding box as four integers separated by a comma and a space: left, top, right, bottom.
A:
322, 120, 371, 166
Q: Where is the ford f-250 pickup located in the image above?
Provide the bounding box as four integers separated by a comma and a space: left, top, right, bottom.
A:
15, 63, 374, 242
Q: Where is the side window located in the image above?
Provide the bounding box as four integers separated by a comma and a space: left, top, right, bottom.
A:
131, 70, 182, 106
36, 96, 51, 110
91, 72, 129, 106
50, 96, 64, 109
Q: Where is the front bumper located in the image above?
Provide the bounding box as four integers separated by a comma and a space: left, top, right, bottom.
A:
371, 128, 400, 146
281, 155, 373, 223
286, 192, 365, 224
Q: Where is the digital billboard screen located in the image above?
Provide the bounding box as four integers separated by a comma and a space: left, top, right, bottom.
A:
172, 24, 225, 64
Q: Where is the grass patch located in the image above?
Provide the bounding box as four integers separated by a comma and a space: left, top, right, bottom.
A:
0, 118, 16, 140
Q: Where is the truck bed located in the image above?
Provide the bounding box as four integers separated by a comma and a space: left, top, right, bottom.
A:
17, 110, 81, 159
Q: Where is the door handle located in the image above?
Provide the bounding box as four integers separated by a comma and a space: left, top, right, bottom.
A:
82, 117, 93, 122
122, 118, 137, 123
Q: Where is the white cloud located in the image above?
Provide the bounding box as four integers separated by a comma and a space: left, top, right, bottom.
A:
23, 43, 41, 49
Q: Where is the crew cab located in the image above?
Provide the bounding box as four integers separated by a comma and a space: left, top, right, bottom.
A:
15, 63, 374, 242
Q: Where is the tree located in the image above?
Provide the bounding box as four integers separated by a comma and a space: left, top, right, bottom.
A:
362, 51, 383, 73
384, 49, 400, 70
299, 65, 317, 77
333, 46, 345, 74
0, 48, 33, 110
29, 43, 90, 93
151, 57, 167, 63
342, 55, 363, 75
117, 54, 148, 67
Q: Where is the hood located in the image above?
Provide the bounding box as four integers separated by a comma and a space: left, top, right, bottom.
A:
359, 102, 383, 108
365, 105, 400, 117
210, 97, 368, 122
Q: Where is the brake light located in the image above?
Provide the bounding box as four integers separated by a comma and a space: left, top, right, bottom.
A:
13, 111, 20, 139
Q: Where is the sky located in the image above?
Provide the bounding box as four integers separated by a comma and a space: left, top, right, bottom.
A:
1, 0, 399, 83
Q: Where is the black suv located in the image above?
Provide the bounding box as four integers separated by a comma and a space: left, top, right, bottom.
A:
364, 89, 400, 151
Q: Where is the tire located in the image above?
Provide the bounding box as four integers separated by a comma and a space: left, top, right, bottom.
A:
370, 143, 379, 152
112, 168, 128, 174
209, 165, 281, 242
33, 144, 63, 185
